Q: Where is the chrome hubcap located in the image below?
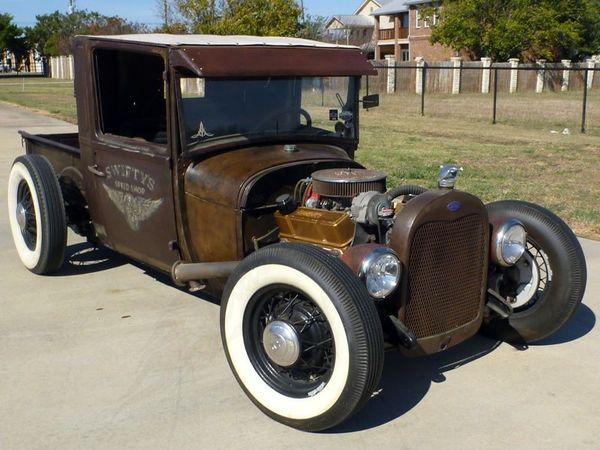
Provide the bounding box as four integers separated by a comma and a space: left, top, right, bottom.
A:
262, 320, 301, 367
16, 202, 28, 230
513, 251, 541, 308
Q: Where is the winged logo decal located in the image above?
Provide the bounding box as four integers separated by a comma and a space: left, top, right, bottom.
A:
102, 183, 163, 231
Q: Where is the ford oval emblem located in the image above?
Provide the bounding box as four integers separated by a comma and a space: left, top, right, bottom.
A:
447, 200, 461, 212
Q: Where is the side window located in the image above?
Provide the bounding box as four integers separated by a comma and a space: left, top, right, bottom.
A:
94, 49, 167, 146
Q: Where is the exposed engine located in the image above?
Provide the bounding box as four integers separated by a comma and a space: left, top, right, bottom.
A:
301, 168, 395, 225
275, 168, 416, 251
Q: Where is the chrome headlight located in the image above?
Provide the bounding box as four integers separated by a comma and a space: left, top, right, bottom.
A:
359, 248, 401, 298
493, 219, 527, 267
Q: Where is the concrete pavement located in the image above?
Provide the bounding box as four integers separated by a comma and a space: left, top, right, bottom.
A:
0, 101, 598, 449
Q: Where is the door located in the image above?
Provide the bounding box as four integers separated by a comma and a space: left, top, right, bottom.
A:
86, 47, 179, 271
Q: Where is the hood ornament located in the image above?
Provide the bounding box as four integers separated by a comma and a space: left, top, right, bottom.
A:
438, 164, 463, 189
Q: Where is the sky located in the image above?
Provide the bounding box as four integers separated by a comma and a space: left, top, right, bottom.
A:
1, 0, 355, 27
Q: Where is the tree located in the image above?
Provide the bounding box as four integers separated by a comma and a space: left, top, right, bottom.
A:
155, 0, 188, 33
0, 14, 28, 70
172, 0, 301, 36
296, 14, 326, 41
173, 0, 223, 33
27, 10, 148, 57
428, 0, 600, 61
222, 0, 300, 36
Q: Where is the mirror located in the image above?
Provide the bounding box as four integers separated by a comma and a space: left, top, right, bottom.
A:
362, 94, 379, 109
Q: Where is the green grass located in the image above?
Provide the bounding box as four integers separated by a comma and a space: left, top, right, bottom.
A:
0, 78, 77, 123
357, 92, 600, 239
1, 77, 599, 239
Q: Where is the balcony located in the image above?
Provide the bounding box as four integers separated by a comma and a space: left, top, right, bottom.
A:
378, 28, 408, 41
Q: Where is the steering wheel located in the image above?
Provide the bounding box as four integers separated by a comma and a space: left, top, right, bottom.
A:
252, 107, 312, 132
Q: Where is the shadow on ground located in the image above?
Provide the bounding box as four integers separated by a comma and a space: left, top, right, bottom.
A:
533, 303, 595, 346
333, 302, 596, 433
331, 334, 501, 433
56, 242, 127, 276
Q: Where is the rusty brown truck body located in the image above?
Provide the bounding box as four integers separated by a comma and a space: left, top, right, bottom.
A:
8, 35, 586, 431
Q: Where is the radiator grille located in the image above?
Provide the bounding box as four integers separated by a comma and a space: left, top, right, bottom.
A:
405, 214, 487, 338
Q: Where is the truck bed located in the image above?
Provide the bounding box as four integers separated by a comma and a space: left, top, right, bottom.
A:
18, 130, 82, 179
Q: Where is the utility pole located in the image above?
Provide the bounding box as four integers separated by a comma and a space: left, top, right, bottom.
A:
163, 0, 169, 29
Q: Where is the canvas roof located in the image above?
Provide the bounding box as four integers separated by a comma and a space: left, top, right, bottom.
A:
82, 34, 357, 49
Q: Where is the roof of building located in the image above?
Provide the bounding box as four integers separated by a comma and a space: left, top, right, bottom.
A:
372, 0, 428, 16
327, 15, 375, 28
80, 34, 357, 49
372, 0, 411, 16
352, 0, 396, 15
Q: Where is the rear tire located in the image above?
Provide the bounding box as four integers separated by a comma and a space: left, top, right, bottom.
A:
7, 155, 67, 274
484, 200, 586, 342
220, 243, 384, 431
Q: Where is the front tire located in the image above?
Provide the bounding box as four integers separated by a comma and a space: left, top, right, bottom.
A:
7, 155, 67, 274
485, 200, 587, 342
220, 243, 384, 431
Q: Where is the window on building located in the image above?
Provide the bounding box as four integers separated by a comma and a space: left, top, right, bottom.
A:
94, 48, 167, 146
401, 13, 409, 29
415, 10, 422, 28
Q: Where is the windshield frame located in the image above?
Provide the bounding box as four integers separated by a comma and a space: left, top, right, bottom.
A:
174, 73, 361, 156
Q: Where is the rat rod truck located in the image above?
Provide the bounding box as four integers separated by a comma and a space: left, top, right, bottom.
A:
8, 34, 587, 431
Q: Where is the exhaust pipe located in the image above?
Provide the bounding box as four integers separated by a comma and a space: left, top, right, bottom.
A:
172, 260, 239, 285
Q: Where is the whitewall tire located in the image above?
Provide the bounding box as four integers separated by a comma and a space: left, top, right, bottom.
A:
220, 243, 384, 431
8, 155, 66, 274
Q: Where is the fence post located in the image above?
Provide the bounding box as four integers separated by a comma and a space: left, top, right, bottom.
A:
415, 56, 425, 95
451, 56, 462, 94
582, 68, 589, 133
481, 57, 492, 93
561, 59, 571, 92
535, 59, 546, 93
68, 55, 74, 80
509, 58, 519, 93
492, 67, 498, 124
59, 56, 66, 80
587, 58, 596, 89
385, 55, 396, 94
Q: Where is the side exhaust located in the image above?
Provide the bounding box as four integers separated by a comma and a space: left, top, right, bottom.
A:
171, 260, 239, 285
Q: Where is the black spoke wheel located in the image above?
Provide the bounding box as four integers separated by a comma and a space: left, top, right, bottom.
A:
244, 285, 335, 398
484, 200, 586, 342
221, 243, 384, 431
8, 155, 67, 274
16, 179, 38, 250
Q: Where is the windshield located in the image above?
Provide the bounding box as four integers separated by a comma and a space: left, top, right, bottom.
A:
178, 76, 358, 148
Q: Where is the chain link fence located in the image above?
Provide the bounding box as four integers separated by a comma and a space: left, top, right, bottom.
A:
365, 62, 600, 135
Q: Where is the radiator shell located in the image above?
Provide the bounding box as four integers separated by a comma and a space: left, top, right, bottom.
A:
388, 189, 489, 355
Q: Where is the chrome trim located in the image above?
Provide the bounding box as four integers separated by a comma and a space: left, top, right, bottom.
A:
358, 247, 401, 299
16, 203, 27, 231
493, 218, 526, 267
438, 164, 463, 189
262, 320, 301, 367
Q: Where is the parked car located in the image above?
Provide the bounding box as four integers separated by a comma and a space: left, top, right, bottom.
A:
7, 34, 587, 431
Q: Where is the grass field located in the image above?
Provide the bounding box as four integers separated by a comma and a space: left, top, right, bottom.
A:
1, 77, 599, 239
0, 78, 77, 123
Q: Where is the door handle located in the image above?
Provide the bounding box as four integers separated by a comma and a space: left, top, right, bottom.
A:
87, 164, 105, 177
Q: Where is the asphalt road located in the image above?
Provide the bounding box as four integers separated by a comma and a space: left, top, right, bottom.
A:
1, 102, 598, 449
